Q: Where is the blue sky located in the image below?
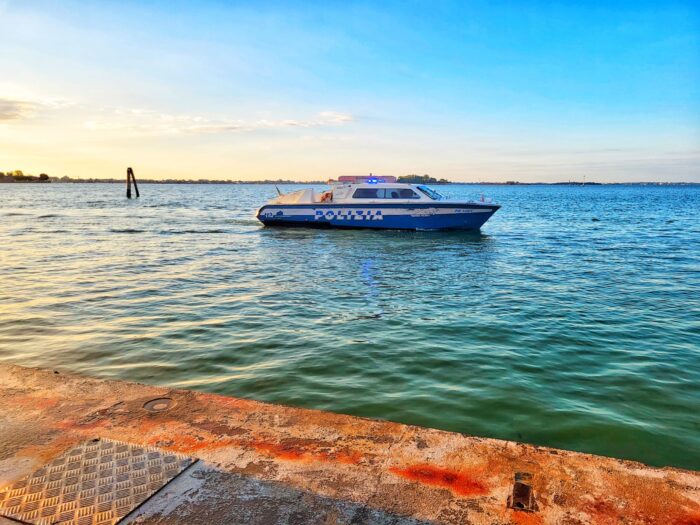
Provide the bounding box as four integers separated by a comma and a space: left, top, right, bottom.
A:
1, 0, 698, 181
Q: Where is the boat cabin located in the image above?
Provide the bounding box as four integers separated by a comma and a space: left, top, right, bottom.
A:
269, 176, 445, 205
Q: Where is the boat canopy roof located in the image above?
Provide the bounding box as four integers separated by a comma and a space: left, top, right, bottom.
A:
266, 180, 452, 205
272, 188, 316, 204
335, 175, 397, 184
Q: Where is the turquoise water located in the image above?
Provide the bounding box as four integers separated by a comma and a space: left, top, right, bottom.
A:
1, 183, 698, 470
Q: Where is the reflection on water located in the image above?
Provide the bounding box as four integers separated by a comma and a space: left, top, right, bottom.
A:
1, 183, 699, 470
360, 259, 382, 320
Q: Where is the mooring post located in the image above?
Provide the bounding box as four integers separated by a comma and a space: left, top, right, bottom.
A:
126, 167, 140, 198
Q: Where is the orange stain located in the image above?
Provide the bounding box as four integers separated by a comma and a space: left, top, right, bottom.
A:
146, 433, 238, 454
33, 397, 60, 410
510, 510, 544, 525
588, 499, 622, 523
56, 417, 110, 432
16, 434, 77, 462
389, 464, 487, 496
675, 514, 700, 525
253, 441, 306, 461
250, 440, 362, 465
50, 406, 365, 468
11, 394, 60, 411
141, 427, 363, 467
335, 451, 362, 465
197, 392, 258, 411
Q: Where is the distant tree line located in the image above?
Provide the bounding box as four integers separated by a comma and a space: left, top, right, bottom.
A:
398, 174, 450, 184
0, 170, 50, 183
2, 168, 457, 185
0, 170, 328, 184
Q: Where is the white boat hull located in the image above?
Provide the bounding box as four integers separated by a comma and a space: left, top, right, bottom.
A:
257, 202, 500, 230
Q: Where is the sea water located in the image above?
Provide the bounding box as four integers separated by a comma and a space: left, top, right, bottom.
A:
1, 183, 698, 469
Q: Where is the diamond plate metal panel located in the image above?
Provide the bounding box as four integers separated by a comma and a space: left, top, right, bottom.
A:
0, 438, 195, 525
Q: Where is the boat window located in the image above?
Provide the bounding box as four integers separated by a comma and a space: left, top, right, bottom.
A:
417, 185, 445, 200
352, 187, 421, 199
398, 188, 420, 199
352, 188, 381, 198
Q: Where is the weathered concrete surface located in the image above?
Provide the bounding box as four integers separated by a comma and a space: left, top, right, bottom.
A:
0, 364, 698, 525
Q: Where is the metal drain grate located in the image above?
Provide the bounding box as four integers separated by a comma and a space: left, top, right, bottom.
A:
0, 438, 195, 525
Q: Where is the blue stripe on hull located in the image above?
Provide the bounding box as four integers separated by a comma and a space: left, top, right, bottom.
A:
258, 207, 498, 231
258, 202, 498, 210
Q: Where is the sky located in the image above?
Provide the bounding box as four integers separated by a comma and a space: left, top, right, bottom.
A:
0, 0, 698, 182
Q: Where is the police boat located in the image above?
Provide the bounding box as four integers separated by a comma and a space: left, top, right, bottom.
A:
256, 175, 500, 231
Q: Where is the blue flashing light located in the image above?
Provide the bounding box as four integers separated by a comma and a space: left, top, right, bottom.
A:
367, 178, 379, 184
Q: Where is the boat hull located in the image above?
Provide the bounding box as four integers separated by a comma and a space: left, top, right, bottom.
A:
257, 203, 499, 230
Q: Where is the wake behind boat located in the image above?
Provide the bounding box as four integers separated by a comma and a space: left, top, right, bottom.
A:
256, 175, 500, 231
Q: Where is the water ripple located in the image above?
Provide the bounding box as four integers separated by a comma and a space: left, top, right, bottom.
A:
0, 183, 699, 470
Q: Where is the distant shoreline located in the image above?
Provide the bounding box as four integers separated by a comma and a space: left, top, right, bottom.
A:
1, 174, 697, 186
1, 179, 697, 186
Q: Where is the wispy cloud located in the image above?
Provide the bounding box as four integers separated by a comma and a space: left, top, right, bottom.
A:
1, 93, 353, 136
0, 98, 36, 121
0, 95, 73, 122
83, 108, 355, 134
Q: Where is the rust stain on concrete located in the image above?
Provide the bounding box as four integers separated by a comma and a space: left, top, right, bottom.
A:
1, 364, 699, 524
509, 510, 544, 525
9, 392, 60, 411
676, 514, 700, 525
251, 438, 363, 465
13, 433, 76, 464
389, 464, 487, 497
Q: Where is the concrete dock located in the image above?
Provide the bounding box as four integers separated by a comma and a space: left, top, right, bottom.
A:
0, 364, 698, 524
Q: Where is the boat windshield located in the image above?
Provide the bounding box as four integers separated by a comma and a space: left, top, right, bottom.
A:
417, 185, 445, 201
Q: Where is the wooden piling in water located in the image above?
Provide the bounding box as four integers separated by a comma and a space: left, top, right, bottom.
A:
126, 167, 140, 199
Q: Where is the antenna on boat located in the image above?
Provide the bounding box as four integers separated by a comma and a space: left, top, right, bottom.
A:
275, 185, 282, 196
